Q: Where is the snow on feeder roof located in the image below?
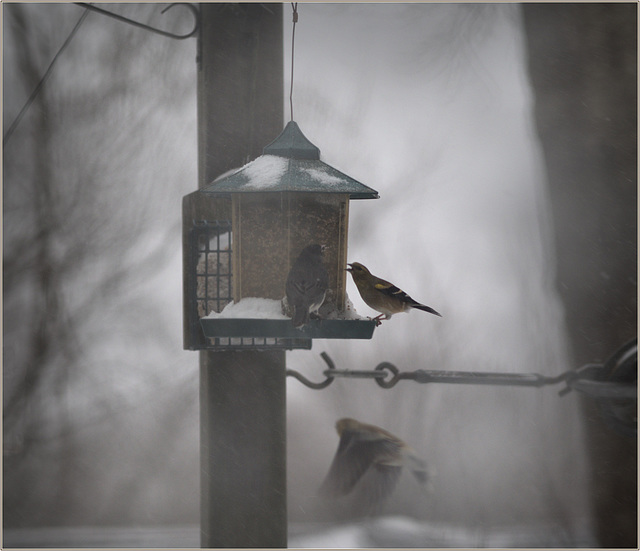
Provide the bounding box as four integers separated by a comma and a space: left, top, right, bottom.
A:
201, 121, 379, 199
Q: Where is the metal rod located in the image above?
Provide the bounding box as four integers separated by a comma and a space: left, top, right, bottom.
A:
286, 349, 637, 402
410, 369, 567, 387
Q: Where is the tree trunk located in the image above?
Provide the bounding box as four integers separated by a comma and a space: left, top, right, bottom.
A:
521, 4, 637, 547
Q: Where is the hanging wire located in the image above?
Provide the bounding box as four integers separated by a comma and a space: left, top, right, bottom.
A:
289, 3, 298, 122
3, 9, 90, 147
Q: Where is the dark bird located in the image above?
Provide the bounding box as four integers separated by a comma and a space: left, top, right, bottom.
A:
319, 418, 430, 512
346, 262, 441, 324
286, 244, 329, 328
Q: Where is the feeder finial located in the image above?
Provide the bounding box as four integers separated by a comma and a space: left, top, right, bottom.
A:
263, 121, 320, 160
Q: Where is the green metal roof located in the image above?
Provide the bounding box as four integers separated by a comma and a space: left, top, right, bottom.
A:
201, 122, 379, 200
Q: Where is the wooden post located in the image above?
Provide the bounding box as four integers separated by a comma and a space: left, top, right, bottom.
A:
196, 4, 286, 548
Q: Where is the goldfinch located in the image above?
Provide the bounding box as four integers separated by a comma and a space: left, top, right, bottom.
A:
319, 418, 430, 511
346, 262, 441, 324
286, 244, 329, 328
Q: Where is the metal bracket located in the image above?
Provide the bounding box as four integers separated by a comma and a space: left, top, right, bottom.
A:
75, 3, 199, 40
287, 339, 637, 436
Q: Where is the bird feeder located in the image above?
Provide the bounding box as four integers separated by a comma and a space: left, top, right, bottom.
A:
183, 121, 379, 350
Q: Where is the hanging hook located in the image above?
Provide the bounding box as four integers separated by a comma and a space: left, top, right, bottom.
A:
289, 3, 299, 122
286, 351, 336, 390
75, 3, 199, 40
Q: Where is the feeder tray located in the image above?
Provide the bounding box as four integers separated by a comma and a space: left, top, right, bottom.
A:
200, 318, 377, 340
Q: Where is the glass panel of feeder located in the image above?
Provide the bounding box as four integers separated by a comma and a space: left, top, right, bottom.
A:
232, 192, 349, 314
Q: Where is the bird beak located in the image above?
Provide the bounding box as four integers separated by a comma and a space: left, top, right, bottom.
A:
346, 263, 353, 272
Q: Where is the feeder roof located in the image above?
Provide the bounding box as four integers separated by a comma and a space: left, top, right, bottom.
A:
201, 121, 379, 200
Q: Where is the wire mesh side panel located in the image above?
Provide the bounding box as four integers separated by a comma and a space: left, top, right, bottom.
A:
195, 221, 233, 321
189, 220, 310, 350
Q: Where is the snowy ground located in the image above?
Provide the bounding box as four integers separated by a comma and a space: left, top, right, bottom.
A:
4, 517, 597, 548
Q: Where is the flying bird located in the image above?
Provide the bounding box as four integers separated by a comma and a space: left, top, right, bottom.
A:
346, 262, 441, 324
286, 244, 329, 328
319, 418, 430, 513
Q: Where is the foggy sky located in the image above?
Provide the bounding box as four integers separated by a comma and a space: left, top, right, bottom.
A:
4, 3, 597, 545
282, 3, 591, 541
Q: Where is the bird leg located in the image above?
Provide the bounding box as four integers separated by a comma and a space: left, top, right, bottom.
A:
371, 314, 386, 326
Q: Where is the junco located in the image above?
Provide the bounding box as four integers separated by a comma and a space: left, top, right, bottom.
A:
286, 244, 329, 328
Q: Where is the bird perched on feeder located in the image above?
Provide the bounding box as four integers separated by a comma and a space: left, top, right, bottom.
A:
319, 418, 430, 512
346, 262, 442, 324
286, 244, 329, 328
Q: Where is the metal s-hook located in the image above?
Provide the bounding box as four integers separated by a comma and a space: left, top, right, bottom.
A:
75, 3, 199, 40
286, 351, 336, 390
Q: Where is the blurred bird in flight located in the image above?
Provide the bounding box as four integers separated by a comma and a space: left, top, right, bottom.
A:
319, 418, 430, 513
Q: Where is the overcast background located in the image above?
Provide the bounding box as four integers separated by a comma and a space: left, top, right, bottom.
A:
3, 3, 636, 548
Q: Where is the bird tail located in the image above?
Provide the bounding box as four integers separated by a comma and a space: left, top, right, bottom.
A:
412, 303, 442, 317
405, 453, 432, 490
292, 306, 309, 328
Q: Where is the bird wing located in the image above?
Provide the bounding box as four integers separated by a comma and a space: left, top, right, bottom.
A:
318, 430, 399, 498
373, 279, 415, 303
354, 463, 402, 515
289, 277, 322, 295
373, 279, 441, 316
286, 258, 328, 296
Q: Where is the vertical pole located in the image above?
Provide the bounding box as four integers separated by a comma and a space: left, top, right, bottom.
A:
197, 4, 286, 548
200, 352, 287, 548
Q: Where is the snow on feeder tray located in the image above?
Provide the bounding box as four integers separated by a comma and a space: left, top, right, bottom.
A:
182, 121, 379, 350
